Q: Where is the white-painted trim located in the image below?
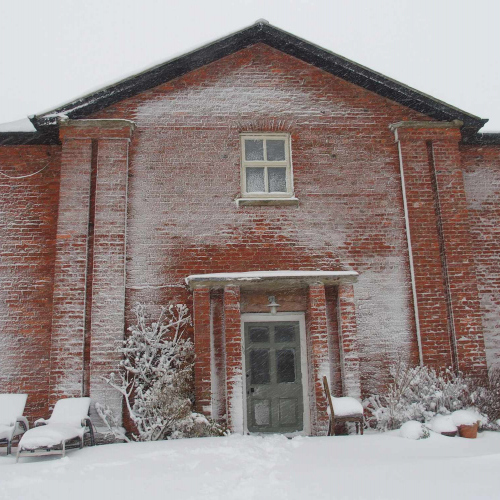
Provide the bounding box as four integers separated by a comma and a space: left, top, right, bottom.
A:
240, 312, 311, 436
236, 197, 299, 207
186, 270, 358, 288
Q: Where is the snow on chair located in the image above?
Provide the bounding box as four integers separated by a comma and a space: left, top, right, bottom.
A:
0, 394, 29, 455
322, 376, 364, 436
16, 397, 95, 462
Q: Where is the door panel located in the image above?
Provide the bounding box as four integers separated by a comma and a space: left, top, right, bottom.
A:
245, 321, 303, 433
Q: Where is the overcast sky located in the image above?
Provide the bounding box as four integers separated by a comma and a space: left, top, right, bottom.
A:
1, 0, 499, 132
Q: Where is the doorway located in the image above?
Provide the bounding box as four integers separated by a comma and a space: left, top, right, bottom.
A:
242, 314, 308, 434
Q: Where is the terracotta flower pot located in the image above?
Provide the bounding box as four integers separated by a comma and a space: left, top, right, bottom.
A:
458, 422, 479, 439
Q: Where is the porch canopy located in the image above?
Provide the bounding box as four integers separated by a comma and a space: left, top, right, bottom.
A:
185, 270, 358, 289
185, 269, 361, 435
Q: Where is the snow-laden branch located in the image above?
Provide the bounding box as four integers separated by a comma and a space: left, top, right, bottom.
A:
100, 303, 225, 441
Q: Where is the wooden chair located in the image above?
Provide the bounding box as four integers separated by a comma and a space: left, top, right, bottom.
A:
323, 376, 364, 436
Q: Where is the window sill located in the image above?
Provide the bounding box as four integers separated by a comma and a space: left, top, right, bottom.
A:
236, 197, 299, 207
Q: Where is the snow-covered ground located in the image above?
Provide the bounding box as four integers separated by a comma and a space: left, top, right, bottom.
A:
1, 431, 500, 500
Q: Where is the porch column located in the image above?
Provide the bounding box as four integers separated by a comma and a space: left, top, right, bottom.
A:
337, 283, 361, 398
49, 134, 93, 403
223, 284, 243, 432
193, 286, 212, 414
307, 282, 330, 435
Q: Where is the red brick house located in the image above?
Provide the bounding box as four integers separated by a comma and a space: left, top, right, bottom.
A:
1, 21, 499, 436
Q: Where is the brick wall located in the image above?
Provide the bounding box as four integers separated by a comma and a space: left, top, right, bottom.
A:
92, 43, 426, 396
394, 125, 487, 378
0, 145, 60, 421
1, 42, 498, 427
462, 144, 500, 369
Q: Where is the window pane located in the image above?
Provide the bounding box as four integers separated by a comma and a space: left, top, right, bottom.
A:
276, 349, 296, 383
254, 400, 271, 426
266, 140, 285, 161
249, 327, 269, 343
246, 167, 265, 192
245, 140, 264, 161
250, 349, 270, 384
275, 324, 296, 343
268, 168, 287, 192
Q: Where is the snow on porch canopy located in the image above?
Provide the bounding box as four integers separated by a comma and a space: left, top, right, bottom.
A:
185, 270, 358, 289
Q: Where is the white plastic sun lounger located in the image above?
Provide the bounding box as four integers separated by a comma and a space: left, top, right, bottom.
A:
16, 397, 95, 462
0, 394, 29, 455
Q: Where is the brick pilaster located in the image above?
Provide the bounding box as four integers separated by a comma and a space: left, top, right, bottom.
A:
307, 282, 330, 435
394, 125, 455, 369
394, 123, 487, 377
89, 137, 131, 420
193, 286, 212, 414
49, 137, 93, 403
223, 284, 242, 432
50, 118, 134, 412
430, 134, 487, 377
337, 283, 361, 398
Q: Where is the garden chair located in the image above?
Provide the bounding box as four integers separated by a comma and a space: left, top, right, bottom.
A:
0, 394, 29, 455
16, 397, 95, 462
322, 376, 364, 436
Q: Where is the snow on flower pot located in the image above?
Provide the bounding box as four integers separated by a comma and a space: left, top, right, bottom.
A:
452, 409, 483, 439
428, 415, 457, 437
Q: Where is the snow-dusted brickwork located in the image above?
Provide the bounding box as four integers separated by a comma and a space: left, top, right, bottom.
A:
0, 145, 60, 420
49, 136, 93, 401
462, 145, 500, 369
1, 42, 498, 432
337, 283, 361, 399
394, 126, 487, 377
90, 44, 427, 395
306, 283, 331, 434
223, 285, 244, 433
89, 138, 130, 421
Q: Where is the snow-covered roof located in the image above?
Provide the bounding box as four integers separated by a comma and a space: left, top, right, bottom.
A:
30, 21, 487, 136
0, 118, 36, 133
186, 270, 358, 288
2, 21, 498, 145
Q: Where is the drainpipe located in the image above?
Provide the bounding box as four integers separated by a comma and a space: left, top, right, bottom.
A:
393, 128, 423, 366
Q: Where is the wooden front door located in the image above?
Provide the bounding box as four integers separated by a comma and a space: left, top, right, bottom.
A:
245, 321, 304, 433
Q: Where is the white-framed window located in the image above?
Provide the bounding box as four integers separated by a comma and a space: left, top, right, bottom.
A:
240, 134, 293, 198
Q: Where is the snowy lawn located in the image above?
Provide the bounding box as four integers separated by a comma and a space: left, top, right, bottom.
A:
1, 431, 500, 500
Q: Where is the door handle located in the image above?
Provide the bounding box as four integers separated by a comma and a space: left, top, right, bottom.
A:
250, 388, 255, 393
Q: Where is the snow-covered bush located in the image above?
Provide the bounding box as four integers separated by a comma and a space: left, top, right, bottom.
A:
399, 421, 430, 440
365, 360, 471, 431
468, 367, 500, 429
101, 303, 225, 441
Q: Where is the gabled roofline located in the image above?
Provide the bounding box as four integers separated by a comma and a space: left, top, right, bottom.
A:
461, 132, 500, 145
2, 21, 490, 142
